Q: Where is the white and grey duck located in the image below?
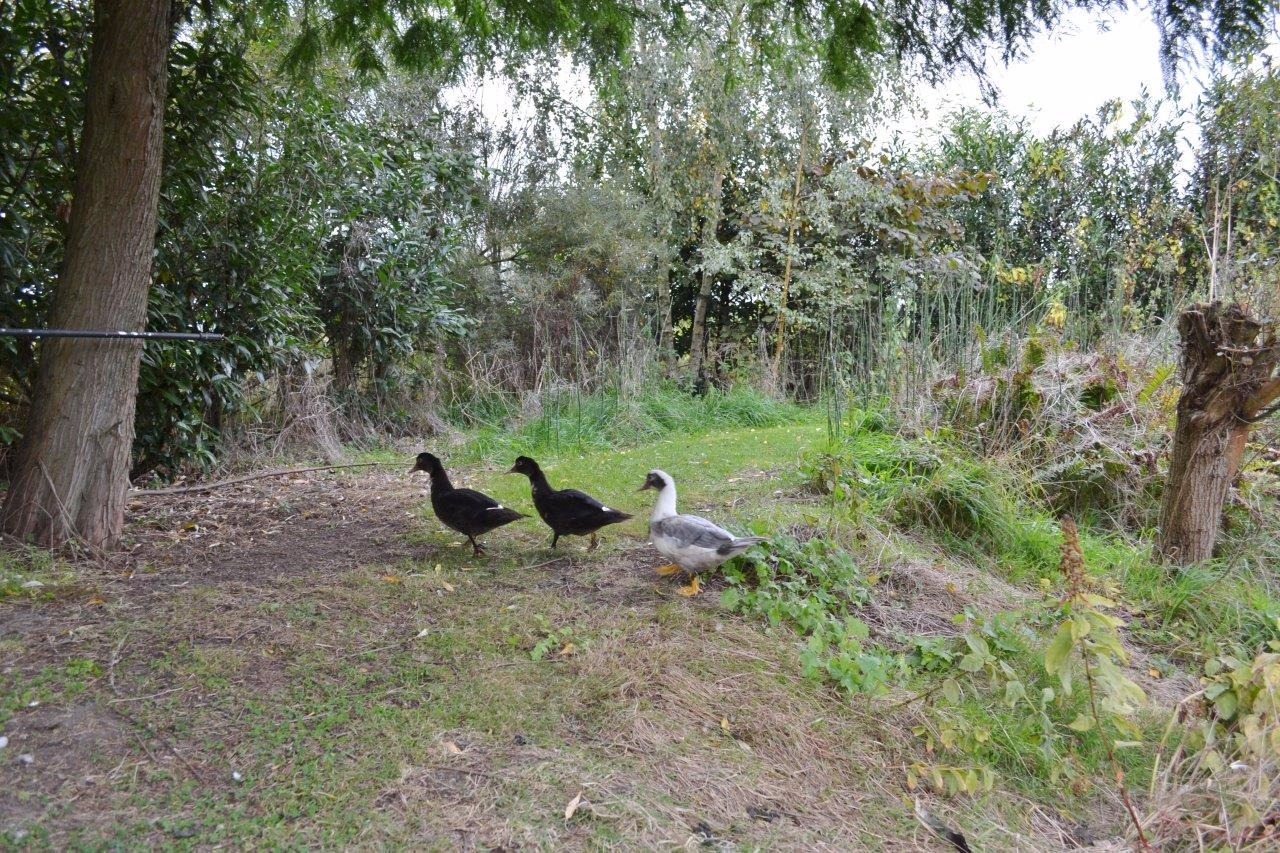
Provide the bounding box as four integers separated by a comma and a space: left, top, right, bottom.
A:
640, 469, 765, 596
411, 452, 526, 556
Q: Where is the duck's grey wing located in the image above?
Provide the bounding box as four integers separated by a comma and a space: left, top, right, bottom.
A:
652, 514, 736, 550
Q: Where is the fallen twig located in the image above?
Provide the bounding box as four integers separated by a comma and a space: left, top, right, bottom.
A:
108, 632, 129, 695
129, 462, 395, 498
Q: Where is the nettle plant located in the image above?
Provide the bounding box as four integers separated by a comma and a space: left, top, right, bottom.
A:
910, 517, 1150, 815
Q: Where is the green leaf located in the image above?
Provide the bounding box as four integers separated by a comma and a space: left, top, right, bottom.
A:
1214, 690, 1239, 719
1067, 713, 1095, 732
958, 652, 984, 673
1044, 623, 1074, 675
844, 616, 870, 641
942, 678, 961, 704
964, 633, 990, 657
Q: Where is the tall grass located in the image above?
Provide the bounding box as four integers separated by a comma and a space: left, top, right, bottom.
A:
454, 383, 806, 461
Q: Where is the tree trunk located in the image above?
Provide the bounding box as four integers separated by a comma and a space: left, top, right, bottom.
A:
770, 132, 807, 384
1, 0, 173, 549
1158, 302, 1280, 565
656, 267, 675, 367
688, 168, 724, 383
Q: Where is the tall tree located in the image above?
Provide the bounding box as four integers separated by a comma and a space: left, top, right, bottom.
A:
0, 0, 637, 548
1, 0, 173, 546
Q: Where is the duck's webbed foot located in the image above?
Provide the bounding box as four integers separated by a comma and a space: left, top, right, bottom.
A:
655, 563, 682, 577
677, 575, 702, 597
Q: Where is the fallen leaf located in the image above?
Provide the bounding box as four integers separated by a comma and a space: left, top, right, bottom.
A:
720, 717, 731, 733
86, 597, 105, 606
444, 741, 463, 755
564, 791, 585, 821
441, 580, 455, 592
558, 642, 576, 657
380, 574, 401, 584
1148, 668, 1162, 678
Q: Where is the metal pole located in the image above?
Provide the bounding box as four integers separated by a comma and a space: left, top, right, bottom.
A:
0, 327, 224, 341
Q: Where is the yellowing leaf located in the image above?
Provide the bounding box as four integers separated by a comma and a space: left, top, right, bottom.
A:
441, 580, 455, 592
380, 574, 402, 584
558, 642, 576, 657
720, 717, 731, 733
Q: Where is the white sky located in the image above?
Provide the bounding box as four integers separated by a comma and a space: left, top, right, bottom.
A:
919, 6, 1186, 135
451, 5, 1274, 158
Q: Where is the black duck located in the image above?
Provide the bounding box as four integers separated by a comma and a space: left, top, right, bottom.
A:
411, 452, 526, 556
509, 455, 632, 549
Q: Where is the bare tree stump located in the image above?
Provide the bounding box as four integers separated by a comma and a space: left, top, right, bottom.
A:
1158, 302, 1280, 566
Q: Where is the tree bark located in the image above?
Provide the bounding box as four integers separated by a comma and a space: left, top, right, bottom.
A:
770, 136, 807, 383
635, 25, 675, 367
1157, 302, 1280, 565
688, 168, 724, 383
656, 267, 675, 367
1, 0, 173, 548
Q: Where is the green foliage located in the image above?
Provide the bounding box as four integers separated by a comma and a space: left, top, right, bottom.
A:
527, 615, 582, 661
1145, 642, 1280, 848
721, 535, 895, 695
1192, 65, 1280, 312
891, 461, 1020, 552
0, 657, 100, 727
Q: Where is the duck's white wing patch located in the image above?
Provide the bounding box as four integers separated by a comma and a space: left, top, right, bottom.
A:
486, 505, 506, 511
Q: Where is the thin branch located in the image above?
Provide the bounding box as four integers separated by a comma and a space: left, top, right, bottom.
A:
1082, 647, 1151, 850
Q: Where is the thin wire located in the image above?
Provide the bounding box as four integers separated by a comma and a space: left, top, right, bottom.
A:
0, 328, 224, 341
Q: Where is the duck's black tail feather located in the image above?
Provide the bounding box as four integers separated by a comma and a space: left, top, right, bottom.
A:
486, 507, 527, 527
